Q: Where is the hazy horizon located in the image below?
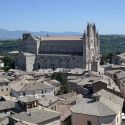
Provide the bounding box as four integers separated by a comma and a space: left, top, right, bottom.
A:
1, 28, 125, 36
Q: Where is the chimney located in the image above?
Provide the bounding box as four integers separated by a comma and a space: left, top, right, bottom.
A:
93, 94, 101, 102
27, 110, 32, 116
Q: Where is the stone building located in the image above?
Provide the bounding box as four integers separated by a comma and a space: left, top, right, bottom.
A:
67, 75, 120, 96
71, 94, 123, 125
0, 100, 15, 125
38, 95, 60, 110
9, 109, 61, 125
0, 78, 10, 96
10, 80, 54, 98
115, 71, 125, 99
18, 96, 39, 111
16, 23, 100, 72
113, 53, 125, 65
0, 101, 15, 118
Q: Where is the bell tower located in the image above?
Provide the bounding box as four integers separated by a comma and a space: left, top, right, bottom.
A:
83, 23, 100, 72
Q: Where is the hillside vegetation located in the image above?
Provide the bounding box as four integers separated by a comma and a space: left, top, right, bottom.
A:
0, 39, 21, 54
100, 35, 125, 55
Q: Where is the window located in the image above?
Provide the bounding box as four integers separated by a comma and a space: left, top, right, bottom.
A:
38, 63, 40, 69
54, 106, 56, 110
87, 121, 92, 125
23, 92, 25, 96
6, 88, 8, 91
1, 89, 3, 91
41, 90, 43, 94
4, 110, 7, 114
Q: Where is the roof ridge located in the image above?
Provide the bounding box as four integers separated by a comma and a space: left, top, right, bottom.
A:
99, 98, 117, 114
94, 102, 101, 116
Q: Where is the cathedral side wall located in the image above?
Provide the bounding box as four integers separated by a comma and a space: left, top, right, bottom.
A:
34, 54, 83, 69
39, 40, 83, 55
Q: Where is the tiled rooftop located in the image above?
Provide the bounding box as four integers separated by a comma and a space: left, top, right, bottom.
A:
34, 36, 82, 41
71, 97, 121, 116
11, 109, 60, 124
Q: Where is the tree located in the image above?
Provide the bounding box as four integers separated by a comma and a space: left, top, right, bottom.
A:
2, 56, 15, 71
108, 52, 114, 64
51, 72, 68, 94
3, 56, 13, 67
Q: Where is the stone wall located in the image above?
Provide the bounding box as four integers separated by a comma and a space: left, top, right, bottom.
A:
39, 40, 83, 55
15, 52, 36, 72
11, 88, 54, 98
34, 54, 84, 69
16, 52, 26, 71
23, 36, 38, 54
71, 113, 99, 125
71, 112, 120, 125
26, 55, 36, 72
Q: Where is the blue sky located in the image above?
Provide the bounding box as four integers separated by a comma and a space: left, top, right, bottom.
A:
0, 0, 125, 34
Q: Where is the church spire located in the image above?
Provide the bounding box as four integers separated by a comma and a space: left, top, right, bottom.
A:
93, 23, 96, 33
83, 30, 87, 38
83, 22, 100, 72
86, 22, 97, 36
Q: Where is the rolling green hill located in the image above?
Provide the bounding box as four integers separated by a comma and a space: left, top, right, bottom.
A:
100, 35, 125, 55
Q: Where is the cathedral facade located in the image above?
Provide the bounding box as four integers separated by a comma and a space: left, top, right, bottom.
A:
16, 23, 100, 72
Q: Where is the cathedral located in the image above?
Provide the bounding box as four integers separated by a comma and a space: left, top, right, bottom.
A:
16, 23, 101, 72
